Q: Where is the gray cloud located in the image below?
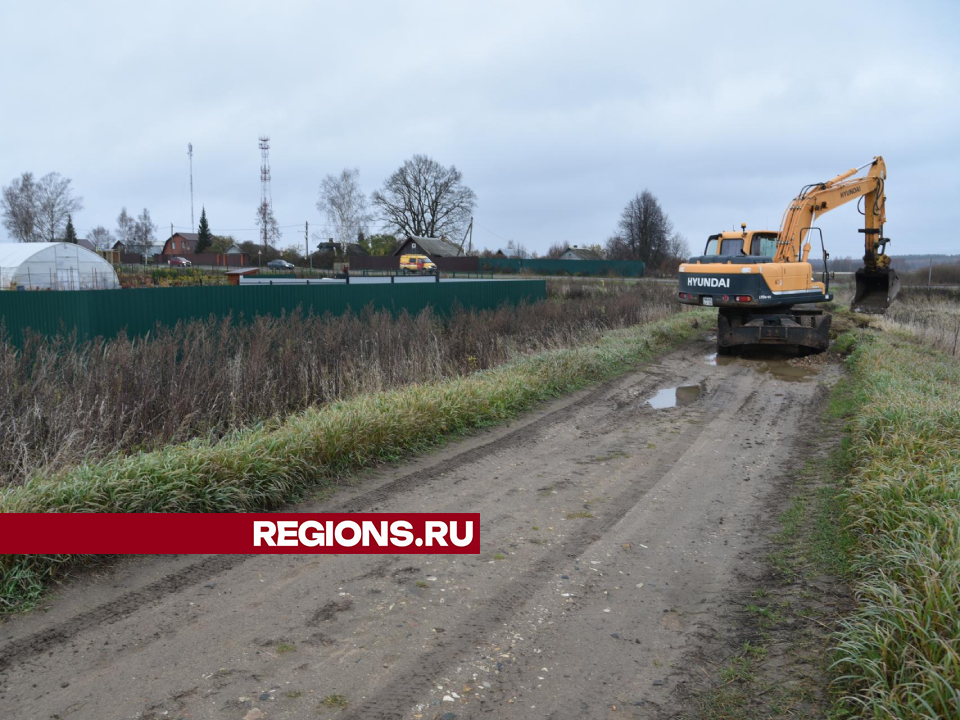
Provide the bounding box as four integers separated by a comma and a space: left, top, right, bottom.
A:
1, 1, 957, 258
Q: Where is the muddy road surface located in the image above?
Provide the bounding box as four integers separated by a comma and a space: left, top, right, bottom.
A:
0, 332, 837, 719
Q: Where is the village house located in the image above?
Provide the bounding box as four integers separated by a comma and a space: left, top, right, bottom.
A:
559, 245, 604, 260
392, 235, 461, 260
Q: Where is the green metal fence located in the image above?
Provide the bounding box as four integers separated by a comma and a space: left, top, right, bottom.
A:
479, 258, 644, 277
0, 280, 546, 345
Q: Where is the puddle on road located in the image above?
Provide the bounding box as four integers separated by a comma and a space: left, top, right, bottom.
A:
757, 360, 817, 382
702, 351, 817, 382
647, 385, 702, 409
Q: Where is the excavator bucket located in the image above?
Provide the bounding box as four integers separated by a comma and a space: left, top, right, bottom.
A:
852, 267, 901, 313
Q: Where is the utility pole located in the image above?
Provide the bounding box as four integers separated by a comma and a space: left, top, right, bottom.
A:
306, 221, 312, 271
188, 143, 195, 230
929, 257, 933, 287
456, 217, 474, 256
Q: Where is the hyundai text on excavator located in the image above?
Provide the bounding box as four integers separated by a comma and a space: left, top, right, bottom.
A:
677, 156, 899, 354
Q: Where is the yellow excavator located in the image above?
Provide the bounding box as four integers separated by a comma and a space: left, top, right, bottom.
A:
678, 156, 899, 354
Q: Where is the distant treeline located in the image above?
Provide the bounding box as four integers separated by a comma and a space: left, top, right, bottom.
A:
810, 255, 960, 276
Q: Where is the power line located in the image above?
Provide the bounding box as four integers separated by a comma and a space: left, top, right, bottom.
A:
474, 221, 512, 244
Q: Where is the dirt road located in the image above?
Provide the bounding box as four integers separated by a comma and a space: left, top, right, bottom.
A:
0, 332, 837, 719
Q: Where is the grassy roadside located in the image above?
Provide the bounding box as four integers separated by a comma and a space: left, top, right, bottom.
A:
830, 327, 960, 718
0, 308, 712, 613
686, 321, 960, 720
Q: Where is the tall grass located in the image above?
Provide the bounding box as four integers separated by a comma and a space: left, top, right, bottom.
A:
830, 328, 960, 719
0, 281, 675, 487
881, 287, 960, 358
0, 309, 709, 611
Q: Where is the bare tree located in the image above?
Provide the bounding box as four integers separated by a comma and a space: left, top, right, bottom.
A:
88, 225, 115, 250
1, 171, 83, 242
611, 190, 673, 268
505, 239, 530, 259
36, 173, 84, 242
604, 234, 631, 261
255, 200, 281, 248
116, 207, 136, 248
546, 241, 567, 259
317, 168, 370, 251
372, 155, 476, 239
1, 172, 39, 242
127, 208, 157, 255
667, 232, 690, 260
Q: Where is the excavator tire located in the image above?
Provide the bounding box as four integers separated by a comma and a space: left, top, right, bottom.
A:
852, 267, 901, 314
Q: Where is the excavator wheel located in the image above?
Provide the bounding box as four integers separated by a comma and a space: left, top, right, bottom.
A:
852, 267, 901, 314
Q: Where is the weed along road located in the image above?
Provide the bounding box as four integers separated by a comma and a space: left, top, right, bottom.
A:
0, 331, 839, 720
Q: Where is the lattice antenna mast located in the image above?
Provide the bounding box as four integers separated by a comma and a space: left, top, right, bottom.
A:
187, 143, 195, 230
259, 135, 272, 248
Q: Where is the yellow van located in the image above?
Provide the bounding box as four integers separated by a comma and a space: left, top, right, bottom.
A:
399, 254, 437, 274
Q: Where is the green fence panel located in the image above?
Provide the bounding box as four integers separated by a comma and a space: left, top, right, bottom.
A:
0, 280, 546, 345
479, 258, 644, 277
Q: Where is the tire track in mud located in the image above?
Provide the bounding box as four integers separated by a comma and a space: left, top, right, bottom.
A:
0, 555, 244, 676
329, 368, 670, 513
338, 384, 765, 720
0, 359, 677, 678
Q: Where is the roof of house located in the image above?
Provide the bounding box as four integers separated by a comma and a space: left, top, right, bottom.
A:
562, 246, 604, 260
316, 242, 369, 256
163, 234, 197, 254
394, 235, 461, 258
77, 238, 96, 251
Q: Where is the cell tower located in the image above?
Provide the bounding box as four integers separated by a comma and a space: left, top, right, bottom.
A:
187, 143, 195, 230
259, 135, 272, 248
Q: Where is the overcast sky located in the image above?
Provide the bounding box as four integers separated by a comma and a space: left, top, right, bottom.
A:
1, 1, 957, 258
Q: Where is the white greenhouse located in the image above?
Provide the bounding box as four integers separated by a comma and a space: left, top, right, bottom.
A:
0, 242, 120, 291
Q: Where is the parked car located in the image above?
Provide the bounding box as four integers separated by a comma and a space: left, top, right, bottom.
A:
170, 256, 192, 267
267, 259, 295, 270
399, 254, 437, 274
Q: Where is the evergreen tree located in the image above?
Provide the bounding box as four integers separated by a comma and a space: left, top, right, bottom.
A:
195, 207, 212, 253
63, 214, 78, 244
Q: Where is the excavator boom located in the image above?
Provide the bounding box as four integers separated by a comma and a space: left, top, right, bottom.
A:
775, 156, 899, 312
